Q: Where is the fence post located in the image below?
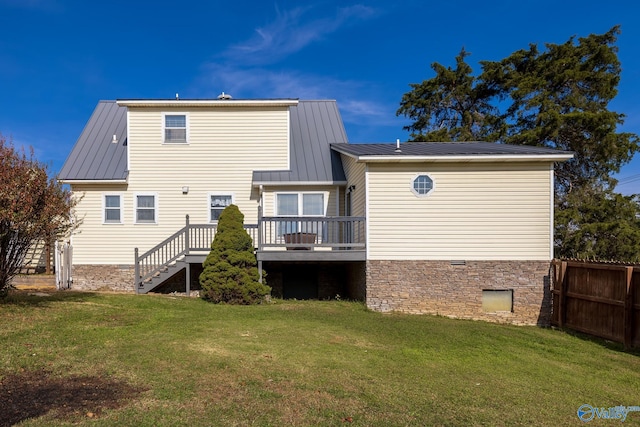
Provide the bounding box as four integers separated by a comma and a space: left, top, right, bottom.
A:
134, 248, 140, 294
66, 243, 73, 289
557, 261, 568, 329
624, 266, 634, 350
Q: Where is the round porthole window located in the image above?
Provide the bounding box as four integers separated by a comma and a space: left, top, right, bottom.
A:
412, 174, 434, 196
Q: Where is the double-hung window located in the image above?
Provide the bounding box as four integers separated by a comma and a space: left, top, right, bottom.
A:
164, 114, 187, 143
135, 194, 157, 224
209, 194, 233, 222
103, 194, 122, 224
275, 193, 325, 237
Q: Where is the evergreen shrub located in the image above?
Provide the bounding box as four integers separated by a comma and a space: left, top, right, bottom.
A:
199, 204, 270, 304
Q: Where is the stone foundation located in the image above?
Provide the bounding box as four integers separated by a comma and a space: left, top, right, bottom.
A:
72, 265, 136, 292
366, 260, 551, 326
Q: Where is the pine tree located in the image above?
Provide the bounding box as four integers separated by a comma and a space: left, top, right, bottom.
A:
397, 48, 501, 142
480, 26, 638, 193
199, 204, 270, 304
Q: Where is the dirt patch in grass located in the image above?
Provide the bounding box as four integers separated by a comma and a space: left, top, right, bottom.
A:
0, 369, 146, 426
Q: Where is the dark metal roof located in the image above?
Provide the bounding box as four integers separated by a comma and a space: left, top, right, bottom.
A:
252, 100, 347, 184
58, 101, 128, 181
59, 99, 348, 184
331, 141, 573, 159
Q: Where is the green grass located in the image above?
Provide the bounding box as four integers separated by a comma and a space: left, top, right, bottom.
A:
1, 291, 639, 426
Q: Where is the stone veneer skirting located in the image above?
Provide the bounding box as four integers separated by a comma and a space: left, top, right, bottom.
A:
71, 260, 551, 325
72, 265, 136, 292
366, 260, 551, 326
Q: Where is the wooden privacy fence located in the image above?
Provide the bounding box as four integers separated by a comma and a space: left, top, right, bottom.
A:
551, 260, 640, 350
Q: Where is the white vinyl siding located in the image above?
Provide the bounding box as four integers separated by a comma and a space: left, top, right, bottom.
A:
70, 184, 133, 264
366, 162, 554, 261
69, 106, 290, 264
127, 107, 289, 228
340, 155, 366, 217
103, 194, 122, 224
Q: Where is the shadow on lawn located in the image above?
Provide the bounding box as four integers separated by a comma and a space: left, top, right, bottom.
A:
0, 369, 146, 426
556, 327, 640, 356
1, 290, 101, 307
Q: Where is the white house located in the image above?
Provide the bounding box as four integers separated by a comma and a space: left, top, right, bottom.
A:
58, 97, 572, 325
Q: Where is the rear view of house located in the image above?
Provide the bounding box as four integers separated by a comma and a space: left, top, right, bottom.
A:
58, 96, 571, 325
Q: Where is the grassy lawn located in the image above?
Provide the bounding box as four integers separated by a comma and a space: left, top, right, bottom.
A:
1, 291, 639, 426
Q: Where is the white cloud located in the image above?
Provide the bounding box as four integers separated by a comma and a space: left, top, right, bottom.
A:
194, 4, 400, 140
197, 63, 399, 129
222, 5, 377, 65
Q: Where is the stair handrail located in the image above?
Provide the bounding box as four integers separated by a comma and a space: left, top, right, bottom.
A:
134, 215, 259, 292
134, 216, 190, 291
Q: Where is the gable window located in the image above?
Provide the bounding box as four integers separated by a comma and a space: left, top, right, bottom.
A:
135, 194, 157, 224
103, 194, 122, 224
209, 194, 233, 222
412, 174, 434, 196
164, 114, 187, 143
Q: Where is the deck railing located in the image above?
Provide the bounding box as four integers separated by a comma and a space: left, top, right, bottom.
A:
258, 216, 366, 250
134, 216, 257, 290
134, 215, 365, 290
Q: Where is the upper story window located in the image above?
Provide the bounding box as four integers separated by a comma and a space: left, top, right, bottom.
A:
103, 194, 122, 224
135, 194, 157, 224
412, 174, 434, 196
210, 194, 233, 222
164, 114, 187, 143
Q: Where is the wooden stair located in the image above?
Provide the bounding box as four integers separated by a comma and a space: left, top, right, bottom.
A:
137, 259, 187, 294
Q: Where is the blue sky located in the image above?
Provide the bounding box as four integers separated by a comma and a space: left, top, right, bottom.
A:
1, 0, 639, 193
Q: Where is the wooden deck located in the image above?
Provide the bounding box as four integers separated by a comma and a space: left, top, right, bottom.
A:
135, 215, 366, 293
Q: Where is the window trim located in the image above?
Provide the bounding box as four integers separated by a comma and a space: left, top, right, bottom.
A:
274, 191, 328, 217
102, 193, 123, 224
274, 192, 328, 239
411, 173, 435, 197
208, 192, 234, 223
134, 193, 158, 224
162, 112, 189, 144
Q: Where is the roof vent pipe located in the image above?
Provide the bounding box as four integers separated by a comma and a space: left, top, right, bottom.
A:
395, 138, 402, 153
217, 92, 232, 100
112, 134, 118, 144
